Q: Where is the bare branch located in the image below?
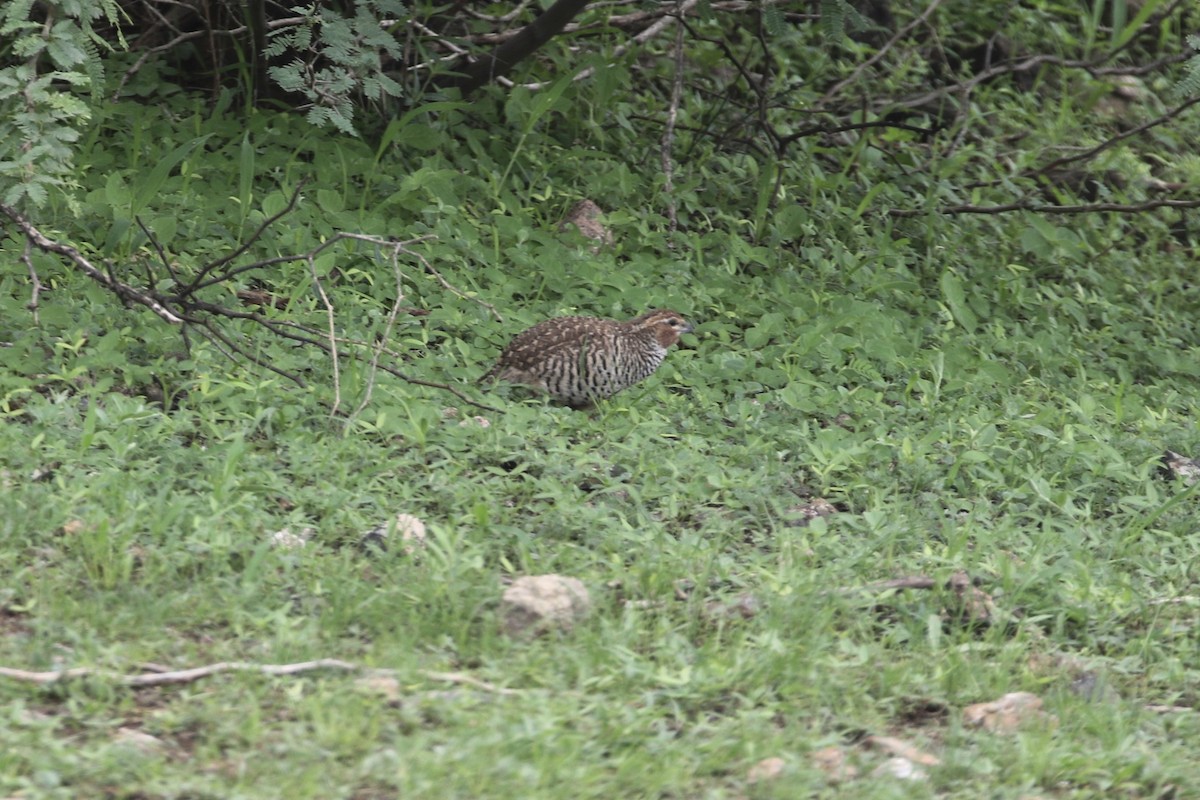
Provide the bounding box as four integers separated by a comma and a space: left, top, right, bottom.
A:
818, 0, 947, 106
191, 320, 309, 387
344, 249, 410, 432
20, 238, 41, 324
182, 181, 308, 295
1031, 96, 1200, 178
135, 215, 182, 285
887, 197, 1200, 217
4, 196, 499, 412
518, 0, 702, 90
463, 0, 536, 24
661, 3, 685, 237
308, 249, 341, 416
1, 202, 183, 324
114, 29, 205, 99
438, 0, 593, 95
0, 659, 516, 694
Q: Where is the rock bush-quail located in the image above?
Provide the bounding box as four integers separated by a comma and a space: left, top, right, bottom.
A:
480, 309, 693, 407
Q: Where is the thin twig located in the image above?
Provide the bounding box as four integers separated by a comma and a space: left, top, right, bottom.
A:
406, 19, 472, 72
191, 320, 309, 387
375, 367, 502, 413
308, 250, 341, 417
465, 0, 801, 45
20, 239, 41, 324
0, 202, 183, 324
1145, 704, 1195, 714
182, 181, 308, 295
660, 2, 685, 237
408, 249, 502, 322
117, 8, 310, 98
0, 659, 517, 694
114, 29, 205, 99
887, 197, 1200, 217
343, 245, 409, 432
420, 670, 518, 695
818, 0, 946, 107
462, 0, 535, 24
517, 0, 701, 90
883, 53, 1093, 113
849, 576, 939, 592
1031, 96, 1200, 178
136, 215, 182, 285
777, 117, 935, 148
3, 197, 499, 411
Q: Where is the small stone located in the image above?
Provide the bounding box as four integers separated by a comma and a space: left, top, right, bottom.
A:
1160, 450, 1200, 485
863, 735, 940, 766
113, 727, 166, 756
361, 513, 427, 554
704, 593, 761, 620
746, 756, 786, 783
871, 757, 927, 781
269, 527, 311, 550
811, 747, 857, 783
963, 692, 1056, 733
356, 675, 402, 703
501, 575, 591, 637
785, 498, 837, 527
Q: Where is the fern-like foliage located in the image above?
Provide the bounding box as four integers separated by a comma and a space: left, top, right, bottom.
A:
0, 0, 121, 208
1174, 34, 1200, 99
266, 1, 408, 135
819, 0, 872, 40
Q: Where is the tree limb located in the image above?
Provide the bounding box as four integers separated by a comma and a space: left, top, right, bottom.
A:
437, 0, 593, 95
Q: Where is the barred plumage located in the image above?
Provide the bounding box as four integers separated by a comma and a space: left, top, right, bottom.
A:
480, 309, 693, 407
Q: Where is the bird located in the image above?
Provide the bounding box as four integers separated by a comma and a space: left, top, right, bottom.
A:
480, 309, 694, 407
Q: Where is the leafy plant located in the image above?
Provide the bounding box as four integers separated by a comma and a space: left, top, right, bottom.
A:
265, 0, 408, 134
0, 0, 121, 207
1175, 33, 1200, 98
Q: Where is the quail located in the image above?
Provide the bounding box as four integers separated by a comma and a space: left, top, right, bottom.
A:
480, 309, 693, 407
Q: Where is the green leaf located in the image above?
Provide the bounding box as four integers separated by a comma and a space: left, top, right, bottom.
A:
238, 132, 254, 214
1111, 0, 1167, 51
148, 215, 177, 248
940, 269, 977, 333
762, 5, 785, 36
820, 0, 846, 40
376, 101, 467, 159
104, 171, 131, 208
317, 188, 345, 213
131, 134, 213, 217
524, 72, 574, 130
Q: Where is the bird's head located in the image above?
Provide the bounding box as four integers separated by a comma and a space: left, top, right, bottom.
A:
630, 309, 694, 348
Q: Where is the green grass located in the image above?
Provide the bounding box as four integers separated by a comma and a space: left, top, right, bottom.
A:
4, 30, 1200, 800
4, 291, 1200, 796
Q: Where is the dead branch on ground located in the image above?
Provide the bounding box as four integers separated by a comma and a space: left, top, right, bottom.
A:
887, 197, 1200, 218
0, 191, 500, 413
0, 659, 517, 694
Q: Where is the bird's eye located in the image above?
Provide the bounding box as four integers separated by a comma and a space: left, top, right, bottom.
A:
669, 318, 681, 326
